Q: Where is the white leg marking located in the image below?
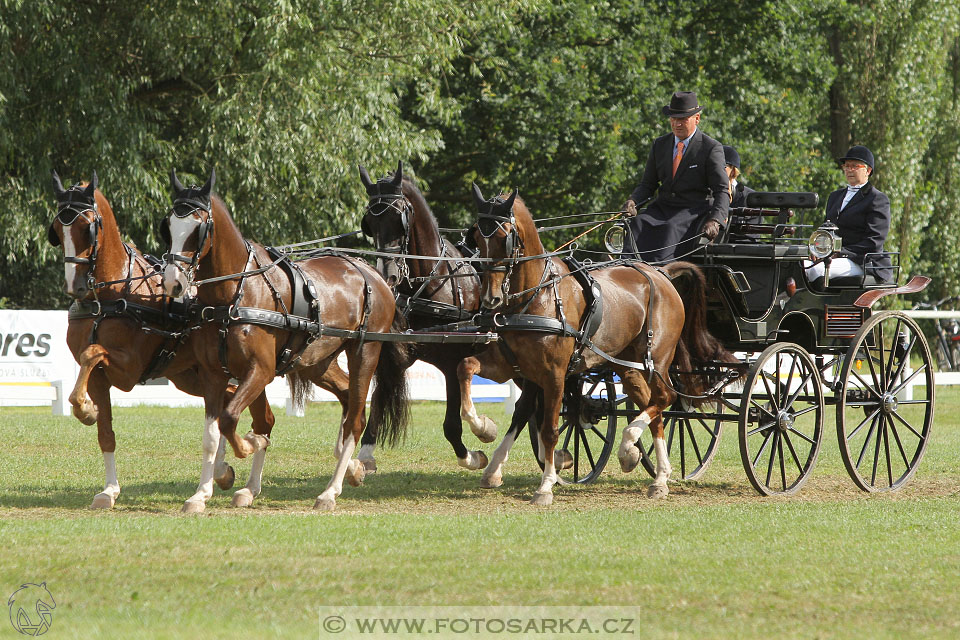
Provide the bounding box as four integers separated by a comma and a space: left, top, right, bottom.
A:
182, 416, 220, 513
461, 401, 497, 443
91, 451, 120, 509
480, 429, 517, 488
531, 457, 558, 506
653, 436, 672, 485
315, 434, 357, 511
618, 412, 651, 473
233, 448, 266, 508
457, 449, 488, 472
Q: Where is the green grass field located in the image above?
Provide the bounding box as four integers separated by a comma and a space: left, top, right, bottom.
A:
2, 388, 959, 639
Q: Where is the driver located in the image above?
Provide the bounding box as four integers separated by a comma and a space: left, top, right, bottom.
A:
621, 91, 730, 263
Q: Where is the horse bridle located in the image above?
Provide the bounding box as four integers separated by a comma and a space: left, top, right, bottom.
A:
50, 188, 104, 292
162, 194, 213, 291
362, 187, 414, 286
475, 197, 522, 301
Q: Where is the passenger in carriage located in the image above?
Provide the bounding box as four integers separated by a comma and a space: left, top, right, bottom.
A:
724, 145, 755, 209
804, 145, 893, 286
621, 91, 730, 263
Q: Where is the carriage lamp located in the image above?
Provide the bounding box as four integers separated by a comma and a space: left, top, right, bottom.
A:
808, 221, 841, 260
604, 224, 626, 254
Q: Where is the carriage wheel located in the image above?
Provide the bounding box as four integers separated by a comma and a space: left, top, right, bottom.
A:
836, 311, 934, 492
636, 393, 725, 481
738, 343, 823, 496
528, 372, 617, 484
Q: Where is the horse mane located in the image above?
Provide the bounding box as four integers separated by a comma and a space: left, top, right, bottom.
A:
209, 193, 245, 244
509, 196, 545, 256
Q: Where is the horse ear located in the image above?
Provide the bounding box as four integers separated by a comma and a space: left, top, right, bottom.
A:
471, 183, 486, 211
51, 170, 66, 199
391, 161, 403, 187
83, 171, 98, 197
358, 164, 373, 189
200, 169, 215, 196
504, 190, 517, 211
171, 169, 186, 194
47, 221, 61, 247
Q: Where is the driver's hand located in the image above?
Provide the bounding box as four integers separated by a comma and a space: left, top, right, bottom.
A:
623, 199, 637, 217
702, 219, 721, 241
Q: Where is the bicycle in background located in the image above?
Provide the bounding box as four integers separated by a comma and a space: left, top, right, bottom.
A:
913, 295, 960, 371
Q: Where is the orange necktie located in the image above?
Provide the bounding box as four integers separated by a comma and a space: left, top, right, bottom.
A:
672, 141, 685, 178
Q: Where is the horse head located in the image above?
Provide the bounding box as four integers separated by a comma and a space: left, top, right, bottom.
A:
359, 160, 410, 287
48, 170, 102, 299
161, 169, 215, 298
470, 183, 520, 310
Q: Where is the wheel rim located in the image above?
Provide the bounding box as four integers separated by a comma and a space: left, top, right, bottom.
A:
837, 311, 934, 492
739, 343, 823, 495
528, 373, 617, 484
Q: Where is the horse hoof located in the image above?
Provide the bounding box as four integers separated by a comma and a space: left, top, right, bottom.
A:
243, 431, 270, 452
647, 483, 669, 499
480, 473, 503, 489
529, 491, 553, 506
215, 465, 236, 491
459, 450, 489, 471
555, 449, 574, 471
471, 416, 498, 443
231, 489, 254, 508
181, 500, 206, 514
345, 460, 366, 487
360, 458, 377, 474
74, 404, 97, 426
313, 496, 336, 511
618, 443, 641, 473
89, 493, 115, 509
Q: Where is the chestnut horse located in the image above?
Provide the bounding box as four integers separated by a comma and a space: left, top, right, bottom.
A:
358, 162, 542, 475
161, 171, 407, 511
458, 186, 731, 504
47, 171, 275, 509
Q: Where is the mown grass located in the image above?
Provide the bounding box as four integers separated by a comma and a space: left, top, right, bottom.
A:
1, 389, 959, 639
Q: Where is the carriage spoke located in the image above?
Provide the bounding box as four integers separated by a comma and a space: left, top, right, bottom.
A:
846, 407, 881, 441
890, 364, 928, 397
786, 426, 816, 446
887, 415, 911, 468
889, 333, 918, 383
577, 426, 597, 470
759, 371, 780, 413
883, 416, 894, 487
855, 418, 879, 470
851, 368, 884, 401
870, 414, 884, 486
883, 318, 904, 388
683, 419, 704, 466
890, 409, 925, 440
747, 419, 777, 438
778, 435, 788, 492
749, 397, 777, 421
752, 428, 775, 468
589, 424, 610, 443
782, 430, 804, 474
765, 430, 780, 487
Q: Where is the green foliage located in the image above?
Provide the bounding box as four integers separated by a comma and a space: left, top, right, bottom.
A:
2, 0, 960, 307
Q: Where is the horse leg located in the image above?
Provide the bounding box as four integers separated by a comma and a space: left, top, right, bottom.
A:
231, 391, 276, 508
456, 355, 501, 443
481, 380, 539, 488
616, 368, 675, 497
318, 362, 371, 470
530, 376, 564, 506
86, 368, 120, 509
315, 342, 382, 510
69, 344, 109, 425
182, 388, 228, 514
219, 368, 273, 460
443, 370, 487, 471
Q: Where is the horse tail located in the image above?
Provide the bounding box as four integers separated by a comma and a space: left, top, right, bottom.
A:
369, 336, 412, 448
662, 261, 739, 397
286, 369, 312, 411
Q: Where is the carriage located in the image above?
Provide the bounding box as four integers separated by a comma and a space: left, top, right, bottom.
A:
536, 191, 934, 495
48, 168, 935, 511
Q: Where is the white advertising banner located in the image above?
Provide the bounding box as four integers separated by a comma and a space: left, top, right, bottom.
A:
0, 310, 515, 414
